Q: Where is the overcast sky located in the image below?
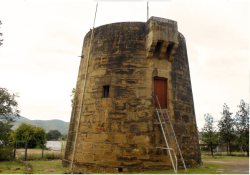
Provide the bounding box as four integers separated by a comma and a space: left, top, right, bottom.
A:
0, 0, 249, 130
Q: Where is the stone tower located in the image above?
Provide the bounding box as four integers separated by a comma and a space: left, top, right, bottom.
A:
63, 16, 202, 173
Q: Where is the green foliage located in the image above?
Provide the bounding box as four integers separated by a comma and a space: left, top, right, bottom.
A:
71, 88, 75, 107
13, 116, 69, 134
59, 134, 67, 141
234, 99, 249, 155
0, 161, 26, 174
0, 87, 20, 122
0, 122, 13, 143
201, 113, 218, 156
0, 122, 13, 161
0, 87, 19, 160
46, 129, 62, 141
0, 144, 13, 161
201, 147, 209, 151
218, 103, 236, 155
10, 123, 46, 148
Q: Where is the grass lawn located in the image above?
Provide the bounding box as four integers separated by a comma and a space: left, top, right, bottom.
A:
0, 156, 248, 174
202, 155, 249, 161
27, 156, 248, 174
201, 151, 248, 157
142, 156, 249, 174
0, 161, 26, 174
25, 160, 70, 174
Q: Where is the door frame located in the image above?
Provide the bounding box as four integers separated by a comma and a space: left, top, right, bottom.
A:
153, 76, 168, 109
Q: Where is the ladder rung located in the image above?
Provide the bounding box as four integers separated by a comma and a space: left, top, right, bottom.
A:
156, 147, 174, 150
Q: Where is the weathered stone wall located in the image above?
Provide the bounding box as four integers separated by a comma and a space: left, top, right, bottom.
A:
63, 17, 201, 173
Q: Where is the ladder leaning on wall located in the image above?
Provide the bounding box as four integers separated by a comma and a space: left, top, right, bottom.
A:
154, 95, 188, 174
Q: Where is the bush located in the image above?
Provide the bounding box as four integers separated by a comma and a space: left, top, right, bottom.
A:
0, 144, 13, 161
201, 147, 209, 151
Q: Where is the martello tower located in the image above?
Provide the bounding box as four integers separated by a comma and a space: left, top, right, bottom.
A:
63, 17, 201, 173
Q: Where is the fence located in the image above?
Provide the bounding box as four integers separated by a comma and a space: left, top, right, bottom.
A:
13, 141, 66, 161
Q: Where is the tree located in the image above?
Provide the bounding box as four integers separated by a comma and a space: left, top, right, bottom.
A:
218, 103, 235, 155
234, 99, 249, 156
0, 122, 14, 160
9, 123, 46, 148
46, 130, 62, 141
0, 20, 3, 46
0, 87, 20, 160
0, 87, 20, 122
59, 134, 67, 141
71, 88, 75, 107
201, 113, 218, 157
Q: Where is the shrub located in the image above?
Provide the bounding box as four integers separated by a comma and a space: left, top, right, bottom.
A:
0, 144, 14, 161
201, 147, 209, 151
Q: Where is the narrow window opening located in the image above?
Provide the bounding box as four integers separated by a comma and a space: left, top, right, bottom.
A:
165, 42, 175, 60
103, 85, 109, 98
153, 41, 164, 58
118, 168, 123, 172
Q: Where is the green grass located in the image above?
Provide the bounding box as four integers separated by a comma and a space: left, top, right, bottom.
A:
25, 160, 70, 174
27, 156, 248, 174
125, 156, 249, 174
0, 161, 26, 174
201, 151, 248, 156
129, 163, 222, 174
202, 155, 249, 161
1, 155, 248, 174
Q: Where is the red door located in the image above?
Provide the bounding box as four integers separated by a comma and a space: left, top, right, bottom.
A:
154, 77, 167, 108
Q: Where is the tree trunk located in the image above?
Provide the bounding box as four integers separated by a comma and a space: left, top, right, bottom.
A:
229, 142, 232, 156
211, 142, 213, 157
247, 150, 249, 157
227, 144, 229, 155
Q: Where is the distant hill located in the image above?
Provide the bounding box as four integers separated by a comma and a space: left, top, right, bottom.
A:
12, 116, 69, 134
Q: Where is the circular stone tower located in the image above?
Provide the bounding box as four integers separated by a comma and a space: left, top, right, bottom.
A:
63, 17, 202, 173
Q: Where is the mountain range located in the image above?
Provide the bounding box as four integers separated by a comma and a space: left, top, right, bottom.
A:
12, 116, 69, 134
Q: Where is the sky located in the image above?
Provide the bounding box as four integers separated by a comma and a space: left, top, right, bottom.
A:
0, 0, 249, 130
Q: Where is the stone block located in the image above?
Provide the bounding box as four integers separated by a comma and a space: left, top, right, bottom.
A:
111, 122, 120, 132
112, 145, 122, 155
98, 98, 112, 107
90, 122, 110, 132
82, 142, 93, 149
80, 154, 94, 163
105, 168, 114, 173
108, 112, 126, 121
86, 133, 108, 142
134, 135, 150, 144
79, 124, 90, 132
113, 134, 127, 144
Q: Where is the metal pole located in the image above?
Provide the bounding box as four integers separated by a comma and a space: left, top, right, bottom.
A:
70, 2, 98, 170
156, 109, 176, 173
13, 141, 16, 160
147, 1, 149, 21
165, 109, 188, 173
24, 141, 28, 161
42, 141, 44, 159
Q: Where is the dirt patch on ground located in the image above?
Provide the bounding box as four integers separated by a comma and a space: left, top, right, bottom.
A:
203, 159, 249, 174
44, 169, 58, 173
